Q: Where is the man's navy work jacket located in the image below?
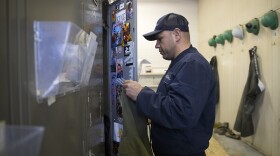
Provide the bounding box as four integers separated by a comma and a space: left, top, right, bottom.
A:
136, 46, 216, 156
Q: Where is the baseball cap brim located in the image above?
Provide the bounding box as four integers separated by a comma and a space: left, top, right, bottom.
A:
143, 30, 163, 41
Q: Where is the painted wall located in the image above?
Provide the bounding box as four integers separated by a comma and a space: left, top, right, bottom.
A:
198, 0, 280, 155
137, 0, 198, 68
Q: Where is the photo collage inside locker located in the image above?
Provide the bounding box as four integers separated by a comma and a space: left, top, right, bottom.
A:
110, 0, 135, 154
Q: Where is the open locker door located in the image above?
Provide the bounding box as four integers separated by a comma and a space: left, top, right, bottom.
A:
104, 0, 138, 155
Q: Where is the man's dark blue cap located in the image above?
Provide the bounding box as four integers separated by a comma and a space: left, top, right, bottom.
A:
143, 13, 189, 41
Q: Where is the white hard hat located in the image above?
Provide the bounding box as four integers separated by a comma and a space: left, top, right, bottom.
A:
232, 25, 244, 40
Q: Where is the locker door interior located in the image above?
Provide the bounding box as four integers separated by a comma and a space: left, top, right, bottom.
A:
105, 0, 137, 155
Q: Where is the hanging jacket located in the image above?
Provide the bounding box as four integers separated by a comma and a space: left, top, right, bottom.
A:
210, 56, 219, 104
234, 46, 265, 137
118, 89, 153, 156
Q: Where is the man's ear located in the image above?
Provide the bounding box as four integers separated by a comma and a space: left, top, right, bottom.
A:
173, 28, 182, 41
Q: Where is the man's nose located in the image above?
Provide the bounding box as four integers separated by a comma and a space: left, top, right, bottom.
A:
155, 41, 160, 49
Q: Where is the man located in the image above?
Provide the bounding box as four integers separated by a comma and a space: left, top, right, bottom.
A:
124, 13, 216, 156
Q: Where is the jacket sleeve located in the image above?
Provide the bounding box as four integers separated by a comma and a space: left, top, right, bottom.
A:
136, 60, 215, 130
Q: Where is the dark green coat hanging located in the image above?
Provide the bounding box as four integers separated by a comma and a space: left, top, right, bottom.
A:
118, 90, 153, 156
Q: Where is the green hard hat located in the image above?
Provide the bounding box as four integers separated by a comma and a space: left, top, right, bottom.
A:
261, 10, 279, 30
208, 35, 217, 47
223, 30, 233, 43
245, 18, 260, 35
215, 34, 225, 45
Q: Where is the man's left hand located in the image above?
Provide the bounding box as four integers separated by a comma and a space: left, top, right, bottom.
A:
124, 80, 143, 101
